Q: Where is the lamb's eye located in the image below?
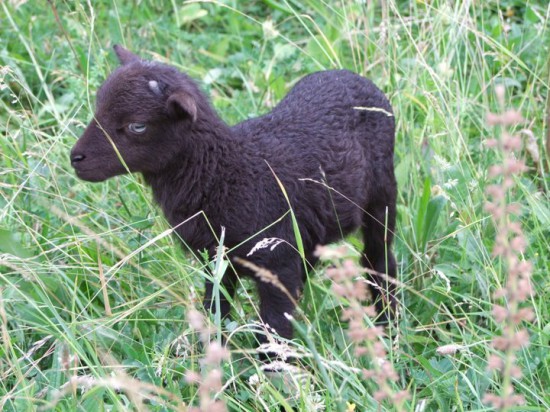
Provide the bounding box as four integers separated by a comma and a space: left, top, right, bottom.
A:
128, 123, 147, 134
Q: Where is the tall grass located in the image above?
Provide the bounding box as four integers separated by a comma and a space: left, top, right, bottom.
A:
1, 1, 549, 410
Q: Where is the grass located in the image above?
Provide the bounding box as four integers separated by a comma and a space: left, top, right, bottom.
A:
1, 0, 549, 410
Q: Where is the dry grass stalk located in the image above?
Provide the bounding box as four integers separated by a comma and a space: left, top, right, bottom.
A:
233, 257, 298, 307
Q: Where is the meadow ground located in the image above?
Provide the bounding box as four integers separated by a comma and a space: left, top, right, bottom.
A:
1, 1, 549, 411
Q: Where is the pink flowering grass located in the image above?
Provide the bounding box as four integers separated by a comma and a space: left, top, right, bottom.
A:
185, 309, 230, 412
315, 245, 409, 410
483, 85, 536, 410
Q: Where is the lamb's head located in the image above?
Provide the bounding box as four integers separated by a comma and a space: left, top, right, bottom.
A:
70, 45, 200, 182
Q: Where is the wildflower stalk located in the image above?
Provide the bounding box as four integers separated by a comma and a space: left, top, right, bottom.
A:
483, 85, 535, 410
316, 246, 409, 410
185, 309, 230, 412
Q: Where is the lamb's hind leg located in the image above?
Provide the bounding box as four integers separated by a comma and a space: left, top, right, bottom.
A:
361, 195, 397, 318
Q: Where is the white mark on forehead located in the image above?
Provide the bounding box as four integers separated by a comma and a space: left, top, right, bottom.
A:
148, 80, 161, 95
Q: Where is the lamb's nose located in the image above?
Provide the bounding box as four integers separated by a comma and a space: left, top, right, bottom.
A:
71, 153, 86, 165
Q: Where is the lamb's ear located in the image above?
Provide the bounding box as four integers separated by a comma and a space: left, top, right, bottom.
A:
166, 92, 197, 122
113, 44, 140, 65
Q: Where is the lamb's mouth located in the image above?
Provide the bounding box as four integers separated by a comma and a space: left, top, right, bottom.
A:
73, 167, 109, 183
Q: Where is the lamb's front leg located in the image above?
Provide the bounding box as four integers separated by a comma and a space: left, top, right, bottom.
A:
203, 272, 237, 321
255, 258, 303, 342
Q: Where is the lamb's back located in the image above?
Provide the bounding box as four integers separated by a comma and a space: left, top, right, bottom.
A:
273, 69, 391, 121
225, 70, 394, 248
234, 70, 392, 156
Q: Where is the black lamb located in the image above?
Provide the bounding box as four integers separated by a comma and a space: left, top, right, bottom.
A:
70, 45, 397, 343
